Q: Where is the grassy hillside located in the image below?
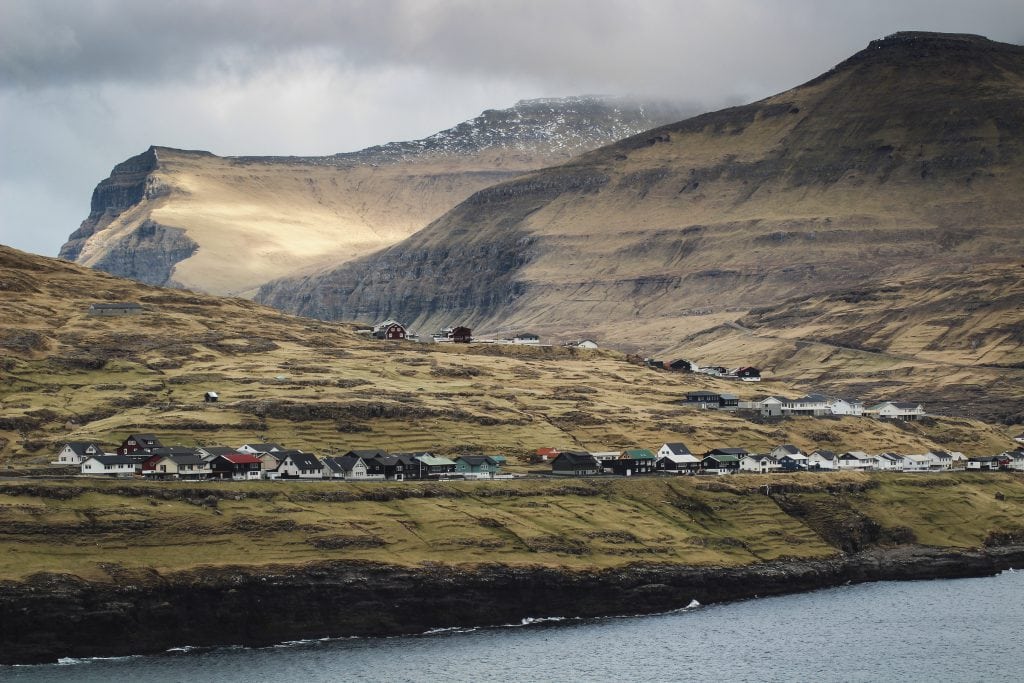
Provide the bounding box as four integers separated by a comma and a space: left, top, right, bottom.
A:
1, 246, 1016, 467
262, 33, 1024, 420
1, 473, 1021, 582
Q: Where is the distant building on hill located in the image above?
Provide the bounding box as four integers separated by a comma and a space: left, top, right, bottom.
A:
87, 302, 143, 316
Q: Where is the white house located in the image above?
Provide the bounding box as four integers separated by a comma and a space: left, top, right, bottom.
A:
785, 394, 831, 416
54, 442, 106, 465
80, 455, 137, 477
512, 332, 541, 345
1005, 451, 1024, 471
770, 444, 805, 459
276, 452, 324, 479
755, 396, 787, 417
658, 443, 693, 458
868, 402, 927, 421
237, 443, 284, 455
837, 451, 875, 470
807, 450, 837, 470
927, 450, 957, 470
739, 455, 780, 473
874, 453, 904, 471
829, 399, 864, 416
1015, 433, 1024, 445
966, 456, 1000, 470
902, 453, 936, 472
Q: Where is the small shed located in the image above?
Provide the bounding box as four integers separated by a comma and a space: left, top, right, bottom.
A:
204, 391, 219, 403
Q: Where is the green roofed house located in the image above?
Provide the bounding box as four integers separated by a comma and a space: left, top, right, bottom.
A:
414, 454, 458, 479
454, 455, 501, 479
701, 454, 741, 474
604, 449, 657, 476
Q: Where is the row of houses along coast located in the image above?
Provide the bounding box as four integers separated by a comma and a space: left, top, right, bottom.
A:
55, 434, 1024, 481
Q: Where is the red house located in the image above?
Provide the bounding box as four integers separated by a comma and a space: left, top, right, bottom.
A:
373, 319, 407, 340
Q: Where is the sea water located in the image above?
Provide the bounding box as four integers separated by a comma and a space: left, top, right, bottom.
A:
6, 570, 1022, 682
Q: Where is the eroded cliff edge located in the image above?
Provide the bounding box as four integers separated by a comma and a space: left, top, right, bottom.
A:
3, 545, 1023, 665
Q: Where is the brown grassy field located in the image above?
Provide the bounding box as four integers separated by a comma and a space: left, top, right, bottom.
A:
0, 472, 1021, 582
0, 245, 1018, 465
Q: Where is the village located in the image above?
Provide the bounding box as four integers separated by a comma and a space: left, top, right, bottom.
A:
55, 430, 1024, 481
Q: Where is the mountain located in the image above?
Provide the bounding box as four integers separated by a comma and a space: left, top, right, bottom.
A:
256, 32, 1024, 419
59, 97, 692, 297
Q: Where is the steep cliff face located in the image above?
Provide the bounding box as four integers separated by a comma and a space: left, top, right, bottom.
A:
59, 147, 163, 261
2, 546, 1022, 665
61, 97, 692, 297
257, 32, 1024, 346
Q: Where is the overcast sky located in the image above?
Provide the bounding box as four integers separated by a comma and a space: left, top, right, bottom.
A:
1, 0, 1022, 257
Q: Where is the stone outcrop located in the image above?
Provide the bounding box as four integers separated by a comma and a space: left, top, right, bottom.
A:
2, 545, 1022, 665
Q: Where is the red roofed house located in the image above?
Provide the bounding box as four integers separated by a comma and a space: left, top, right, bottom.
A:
210, 452, 263, 480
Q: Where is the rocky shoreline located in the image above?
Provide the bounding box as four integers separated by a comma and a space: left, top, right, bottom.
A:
3, 544, 1023, 665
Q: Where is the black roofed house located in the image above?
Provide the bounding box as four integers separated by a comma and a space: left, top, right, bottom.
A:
718, 393, 739, 410
368, 453, 407, 480
54, 441, 106, 465
733, 366, 761, 382
210, 452, 264, 480
117, 433, 163, 456
512, 332, 540, 345
807, 450, 838, 470
451, 326, 472, 343
683, 391, 722, 409
275, 452, 324, 479
551, 451, 601, 476
324, 454, 370, 480
669, 359, 694, 372
658, 443, 692, 457
87, 302, 143, 316
966, 455, 1001, 471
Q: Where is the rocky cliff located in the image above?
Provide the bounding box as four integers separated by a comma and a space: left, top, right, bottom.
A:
2, 545, 1022, 665
61, 97, 692, 297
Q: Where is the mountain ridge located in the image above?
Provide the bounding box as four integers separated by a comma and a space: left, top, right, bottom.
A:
60, 96, 693, 297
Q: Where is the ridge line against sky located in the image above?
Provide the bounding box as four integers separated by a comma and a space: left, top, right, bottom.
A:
1, 0, 1023, 256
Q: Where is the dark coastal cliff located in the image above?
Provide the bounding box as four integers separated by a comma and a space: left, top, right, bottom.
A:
2, 545, 1023, 665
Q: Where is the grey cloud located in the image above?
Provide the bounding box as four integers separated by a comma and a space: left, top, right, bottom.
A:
1, 0, 1023, 257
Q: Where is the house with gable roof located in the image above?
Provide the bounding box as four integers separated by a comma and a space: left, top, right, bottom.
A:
54, 441, 107, 465
117, 433, 163, 456
80, 454, 138, 477
210, 452, 263, 480
867, 401, 926, 421
274, 452, 324, 479
807, 450, 837, 470
454, 455, 501, 479
739, 454, 780, 473
550, 451, 601, 476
